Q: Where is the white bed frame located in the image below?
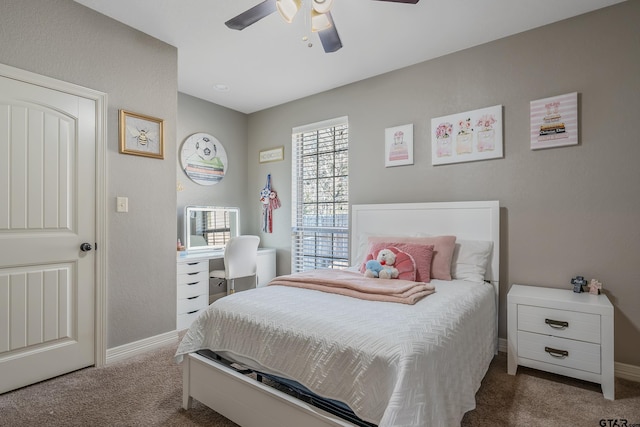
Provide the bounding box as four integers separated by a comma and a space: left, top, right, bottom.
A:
182, 200, 500, 427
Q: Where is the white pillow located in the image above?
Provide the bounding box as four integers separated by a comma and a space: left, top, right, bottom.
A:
451, 240, 493, 283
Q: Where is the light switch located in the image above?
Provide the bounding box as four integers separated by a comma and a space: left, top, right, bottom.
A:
116, 196, 129, 213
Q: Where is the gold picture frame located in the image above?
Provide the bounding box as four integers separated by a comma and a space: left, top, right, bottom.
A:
259, 146, 284, 163
119, 110, 164, 159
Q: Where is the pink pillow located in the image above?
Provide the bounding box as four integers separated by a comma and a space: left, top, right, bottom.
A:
360, 246, 417, 281
363, 241, 434, 282
368, 236, 456, 281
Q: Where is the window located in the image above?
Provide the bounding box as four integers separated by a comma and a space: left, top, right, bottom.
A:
292, 117, 349, 273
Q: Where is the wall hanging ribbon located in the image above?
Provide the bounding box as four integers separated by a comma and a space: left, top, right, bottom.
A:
260, 174, 281, 233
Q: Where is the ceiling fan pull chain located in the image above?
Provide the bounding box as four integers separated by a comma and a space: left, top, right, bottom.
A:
302, 0, 313, 47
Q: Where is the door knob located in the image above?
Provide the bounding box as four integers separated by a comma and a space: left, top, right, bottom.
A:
80, 242, 93, 252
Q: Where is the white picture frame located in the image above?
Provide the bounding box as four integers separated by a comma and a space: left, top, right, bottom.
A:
259, 146, 284, 163
530, 92, 578, 150
385, 124, 413, 167
431, 105, 503, 166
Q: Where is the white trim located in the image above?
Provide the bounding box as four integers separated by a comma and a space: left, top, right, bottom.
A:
94, 81, 108, 368
615, 362, 640, 383
0, 62, 108, 368
292, 115, 348, 134
106, 330, 180, 365
498, 338, 508, 354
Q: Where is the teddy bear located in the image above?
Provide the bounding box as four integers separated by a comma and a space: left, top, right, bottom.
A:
364, 248, 399, 279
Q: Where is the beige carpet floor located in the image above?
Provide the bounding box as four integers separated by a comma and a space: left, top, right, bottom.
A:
1, 340, 639, 426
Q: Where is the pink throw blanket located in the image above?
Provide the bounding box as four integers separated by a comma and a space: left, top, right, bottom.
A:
268, 270, 435, 305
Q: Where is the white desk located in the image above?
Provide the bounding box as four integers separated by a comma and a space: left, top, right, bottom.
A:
176, 248, 276, 330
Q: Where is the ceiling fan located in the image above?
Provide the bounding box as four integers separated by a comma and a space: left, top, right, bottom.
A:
225, 0, 420, 53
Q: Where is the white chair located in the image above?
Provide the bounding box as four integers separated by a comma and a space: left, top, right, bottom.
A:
210, 235, 260, 295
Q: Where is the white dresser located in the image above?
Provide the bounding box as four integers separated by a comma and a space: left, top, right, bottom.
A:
507, 284, 614, 400
176, 257, 210, 331
176, 248, 277, 330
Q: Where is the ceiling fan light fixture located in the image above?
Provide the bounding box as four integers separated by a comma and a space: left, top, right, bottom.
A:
311, 10, 332, 32
276, 0, 301, 23
312, 0, 334, 14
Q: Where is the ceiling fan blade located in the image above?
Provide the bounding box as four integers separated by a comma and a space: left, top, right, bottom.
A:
318, 12, 342, 53
225, 0, 278, 30
373, 0, 420, 3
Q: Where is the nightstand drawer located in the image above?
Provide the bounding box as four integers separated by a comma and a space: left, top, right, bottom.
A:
518, 304, 600, 344
177, 293, 209, 315
518, 331, 601, 374
177, 280, 208, 299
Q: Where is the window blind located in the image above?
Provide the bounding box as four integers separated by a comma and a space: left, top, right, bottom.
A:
201, 210, 231, 247
292, 117, 349, 273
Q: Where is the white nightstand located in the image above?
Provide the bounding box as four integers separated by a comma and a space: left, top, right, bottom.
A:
507, 284, 614, 400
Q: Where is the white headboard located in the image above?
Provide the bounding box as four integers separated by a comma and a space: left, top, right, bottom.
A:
351, 200, 500, 285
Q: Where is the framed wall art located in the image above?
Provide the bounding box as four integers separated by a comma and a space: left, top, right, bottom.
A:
119, 110, 164, 159
385, 124, 413, 167
530, 92, 578, 150
180, 133, 228, 185
259, 146, 284, 163
431, 105, 503, 166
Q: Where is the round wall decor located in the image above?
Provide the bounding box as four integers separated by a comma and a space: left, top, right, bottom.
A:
180, 133, 228, 185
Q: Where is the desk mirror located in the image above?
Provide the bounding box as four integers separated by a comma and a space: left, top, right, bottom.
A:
184, 206, 239, 252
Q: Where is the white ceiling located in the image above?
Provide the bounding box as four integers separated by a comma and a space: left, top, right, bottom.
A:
73, 0, 624, 114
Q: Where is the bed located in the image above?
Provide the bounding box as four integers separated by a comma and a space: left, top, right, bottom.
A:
176, 200, 500, 427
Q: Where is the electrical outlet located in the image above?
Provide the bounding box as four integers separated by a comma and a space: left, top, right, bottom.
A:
116, 196, 128, 213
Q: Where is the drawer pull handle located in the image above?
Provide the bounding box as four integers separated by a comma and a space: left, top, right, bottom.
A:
187, 272, 199, 275
545, 319, 569, 329
187, 262, 199, 266
187, 281, 199, 286
187, 296, 199, 300
187, 310, 199, 314
545, 346, 569, 358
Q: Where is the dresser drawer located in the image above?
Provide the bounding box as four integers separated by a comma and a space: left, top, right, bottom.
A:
177, 270, 209, 286
177, 309, 205, 331
518, 304, 601, 344
177, 280, 208, 299
518, 330, 601, 374
177, 260, 209, 275
177, 293, 209, 315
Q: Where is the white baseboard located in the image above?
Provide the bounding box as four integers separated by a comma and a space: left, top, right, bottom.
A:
498, 337, 507, 353
615, 362, 640, 383
499, 338, 640, 383
106, 330, 180, 365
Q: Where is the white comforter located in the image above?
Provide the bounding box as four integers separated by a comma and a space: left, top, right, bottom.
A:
175, 278, 496, 427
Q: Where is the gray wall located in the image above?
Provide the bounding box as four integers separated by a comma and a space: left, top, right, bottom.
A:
176, 94, 250, 293
0, 0, 178, 348
176, 93, 249, 240
2, 0, 638, 368
247, 1, 640, 366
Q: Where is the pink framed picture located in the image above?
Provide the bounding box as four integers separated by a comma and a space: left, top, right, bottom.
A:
530, 92, 578, 150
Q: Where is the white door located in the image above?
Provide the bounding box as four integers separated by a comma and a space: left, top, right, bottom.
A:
0, 72, 96, 394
